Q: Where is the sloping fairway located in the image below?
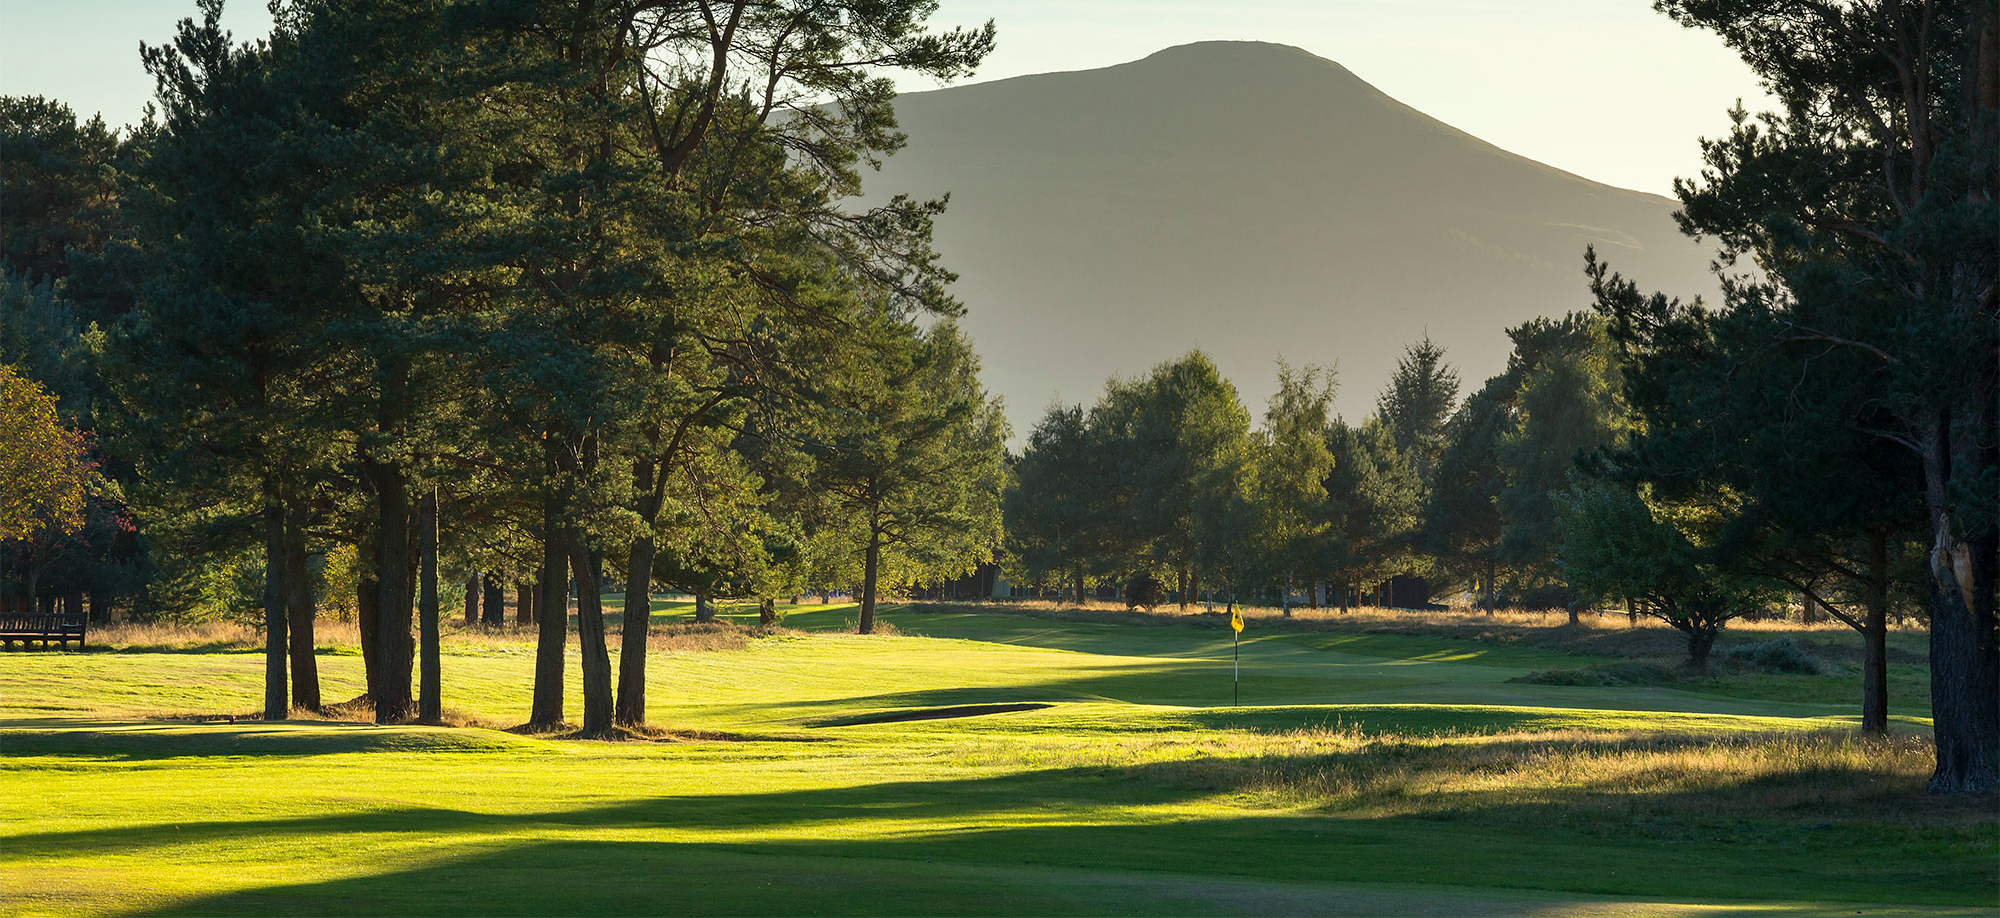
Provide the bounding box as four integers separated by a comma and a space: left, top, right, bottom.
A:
0, 603, 1990, 916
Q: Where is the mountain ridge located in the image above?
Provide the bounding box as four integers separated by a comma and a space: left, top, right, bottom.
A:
868, 40, 1716, 425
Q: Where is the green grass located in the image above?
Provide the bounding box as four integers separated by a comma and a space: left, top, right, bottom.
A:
0, 602, 1989, 916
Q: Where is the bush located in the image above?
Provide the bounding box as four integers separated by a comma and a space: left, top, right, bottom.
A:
1720, 637, 1821, 675
1515, 662, 1680, 686
1124, 574, 1167, 612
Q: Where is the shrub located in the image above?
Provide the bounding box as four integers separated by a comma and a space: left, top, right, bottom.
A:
1124, 574, 1167, 612
1516, 662, 1679, 686
1720, 637, 1821, 675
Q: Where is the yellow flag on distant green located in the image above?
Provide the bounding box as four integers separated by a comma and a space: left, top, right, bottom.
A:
1229, 607, 1244, 633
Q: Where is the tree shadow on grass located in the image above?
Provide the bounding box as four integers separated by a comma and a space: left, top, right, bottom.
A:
119, 836, 1767, 918
0, 719, 545, 760
13, 732, 1987, 912
122, 808, 1990, 916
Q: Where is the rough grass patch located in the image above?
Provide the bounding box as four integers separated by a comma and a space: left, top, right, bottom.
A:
1096, 727, 1956, 828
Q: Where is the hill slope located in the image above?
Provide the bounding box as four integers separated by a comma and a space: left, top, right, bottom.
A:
870, 41, 1718, 423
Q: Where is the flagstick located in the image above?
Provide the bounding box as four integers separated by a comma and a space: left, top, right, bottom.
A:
1233, 630, 1240, 706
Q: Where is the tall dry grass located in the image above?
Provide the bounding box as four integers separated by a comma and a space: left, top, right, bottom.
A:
83, 618, 790, 654
966, 725, 1965, 827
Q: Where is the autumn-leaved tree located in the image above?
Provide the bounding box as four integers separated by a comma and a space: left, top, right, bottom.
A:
1, 364, 97, 545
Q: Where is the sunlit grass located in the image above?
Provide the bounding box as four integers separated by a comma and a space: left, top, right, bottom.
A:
0, 601, 1986, 916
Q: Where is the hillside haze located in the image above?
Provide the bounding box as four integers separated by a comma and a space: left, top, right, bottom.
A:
869, 41, 1718, 425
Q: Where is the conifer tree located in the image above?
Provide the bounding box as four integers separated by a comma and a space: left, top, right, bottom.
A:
1611, 0, 1997, 791
821, 319, 1006, 635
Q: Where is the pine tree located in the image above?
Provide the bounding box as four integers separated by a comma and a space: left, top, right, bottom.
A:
1375, 336, 1460, 488
1614, 1, 1997, 791
820, 319, 1007, 635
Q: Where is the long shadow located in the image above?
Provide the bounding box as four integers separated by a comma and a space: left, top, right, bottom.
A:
0, 720, 538, 761
116, 770, 1990, 915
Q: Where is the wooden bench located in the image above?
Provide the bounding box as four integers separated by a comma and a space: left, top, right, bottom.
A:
0, 611, 88, 650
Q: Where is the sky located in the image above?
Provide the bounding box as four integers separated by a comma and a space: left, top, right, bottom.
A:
0, 0, 1773, 195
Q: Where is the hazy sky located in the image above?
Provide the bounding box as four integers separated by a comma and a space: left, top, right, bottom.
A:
1, 0, 1772, 195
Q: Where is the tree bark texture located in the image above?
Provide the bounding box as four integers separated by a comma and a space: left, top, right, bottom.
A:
570, 538, 613, 735
417, 490, 441, 724
261, 488, 288, 720
284, 508, 319, 712
615, 534, 655, 727
1924, 415, 1999, 792
857, 528, 882, 635
1860, 528, 1890, 735
481, 573, 505, 626
370, 461, 414, 723
357, 574, 380, 706
516, 581, 533, 625
531, 481, 568, 728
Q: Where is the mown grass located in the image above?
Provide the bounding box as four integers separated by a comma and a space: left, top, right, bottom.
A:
0, 600, 1988, 916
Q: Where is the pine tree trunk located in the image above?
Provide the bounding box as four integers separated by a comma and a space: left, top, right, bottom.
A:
571, 539, 613, 735
615, 534, 655, 727
371, 463, 414, 723
1858, 529, 1890, 735
1922, 409, 2000, 792
1308, 573, 1319, 609
1073, 568, 1085, 608
1176, 565, 1189, 611
480, 573, 503, 625
857, 528, 882, 635
759, 597, 777, 626
357, 572, 380, 707
285, 508, 319, 712
261, 487, 288, 720
1485, 558, 1497, 615
417, 490, 441, 724
367, 354, 415, 723
516, 581, 533, 625
531, 482, 568, 728
463, 574, 479, 625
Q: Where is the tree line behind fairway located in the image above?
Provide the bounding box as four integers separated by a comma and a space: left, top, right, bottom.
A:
1007, 1, 1999, 794
1, 0, 1005, 736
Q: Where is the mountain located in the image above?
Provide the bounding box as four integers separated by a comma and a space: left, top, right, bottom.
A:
865, 41, 1718, 427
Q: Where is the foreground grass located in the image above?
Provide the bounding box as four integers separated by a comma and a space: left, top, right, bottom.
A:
0, 602, 1989, 916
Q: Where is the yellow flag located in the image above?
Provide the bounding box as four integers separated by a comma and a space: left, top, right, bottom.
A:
1230, 607, 1244, 634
